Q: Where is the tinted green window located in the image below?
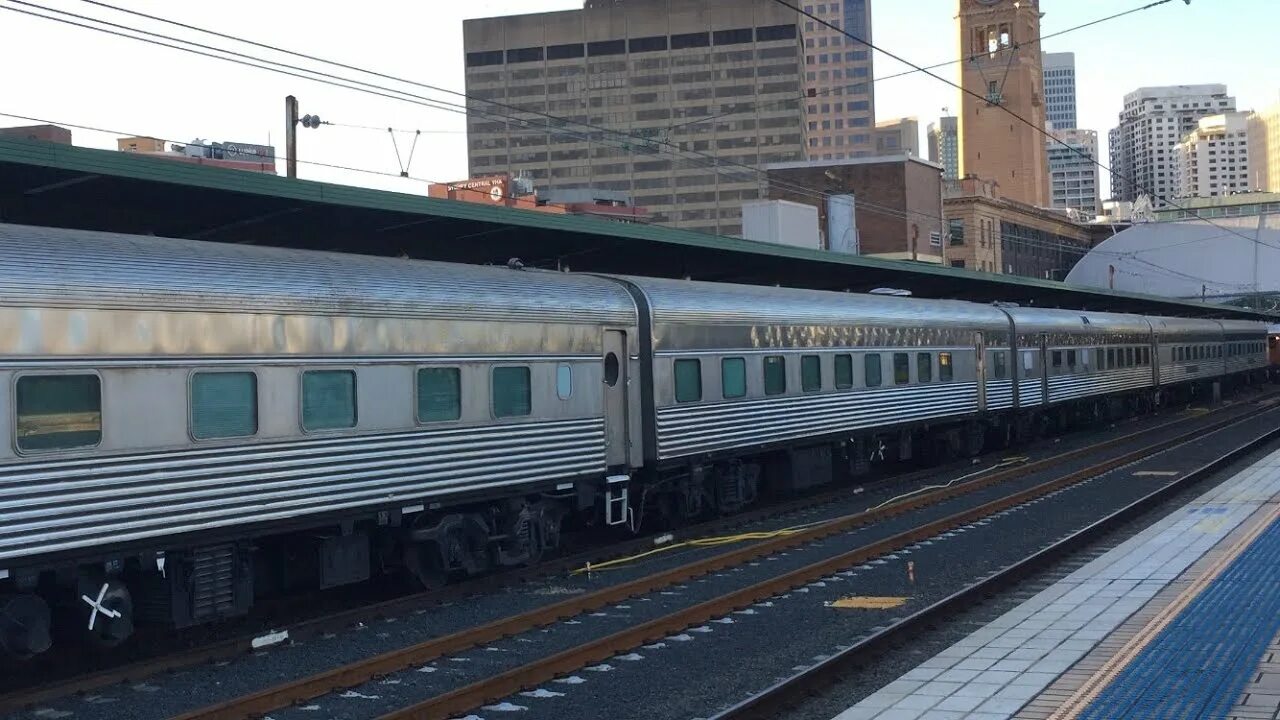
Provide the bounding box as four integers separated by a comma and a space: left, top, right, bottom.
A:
722, 357, 747, 399
917, 353, 932, 383
15, 374, 101, 452
191, 372, 257, 439
801, 355, 821, 392
764, 355, 786, 395
302, 370, 357, 431
556, 365, 573, 400
674, 359, 702, 403
417, 367, 461, 422
993, 351, 1007, 380
894, 353, 910, 385
939, 352, 953, 382
865, 354, 883, 386
834, 355, 853, 389
492, 366, 532, 417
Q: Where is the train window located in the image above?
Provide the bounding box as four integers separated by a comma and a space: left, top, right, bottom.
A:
939, 352, 953, 382
190, 371, 257, 440
15, 374, 101, 452
1126, 348, 1135, 366
1051, 350, 1062, 369
556, 365, 573, 400
417, 367, 461, 422
801, 355, 822, 392
1142, 348, 1151, 365
865, 354, 883, 387
1022, 351, 1036, 378
604, 353, 620, 387
764, 355, 787, 395
302, 370, 357, 431
993, 351, 1007, 380
834, 355, 853, 390
1108, 348, 1116, 367
893, 353, 910, 385
674, 359, 702, 403
1082, 349, 1092, 369
1066, 350, 1076, 369
493, 366, 532, 417
917, 353, 932, 383
722, 357, 747, 399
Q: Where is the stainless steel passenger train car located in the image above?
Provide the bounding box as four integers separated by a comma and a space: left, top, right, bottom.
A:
0, 224, 1268, 658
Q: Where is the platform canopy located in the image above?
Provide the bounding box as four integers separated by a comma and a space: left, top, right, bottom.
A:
0, 136, 1272, 320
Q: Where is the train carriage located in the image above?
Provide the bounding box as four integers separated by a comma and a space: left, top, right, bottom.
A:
614, 276, 1011, 512
1000, 308, 1156, 412
0, 224, 641, 655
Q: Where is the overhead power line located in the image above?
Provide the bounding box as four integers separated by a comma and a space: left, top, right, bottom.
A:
0, 0, 958, 230
2, 0, 1254, 289
767, 0, 1280, 256
671, 0, 1180, 131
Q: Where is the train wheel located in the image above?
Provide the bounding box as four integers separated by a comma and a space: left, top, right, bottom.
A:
0, 593, 52, 659
74, 576, 133, 649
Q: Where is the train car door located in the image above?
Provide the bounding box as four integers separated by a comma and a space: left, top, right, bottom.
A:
975, 331, 987, 413
602, 329, 630, 469
1039, 333, 1050, 404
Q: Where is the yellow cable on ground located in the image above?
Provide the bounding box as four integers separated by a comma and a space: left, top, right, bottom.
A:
570, 456, 1029, 576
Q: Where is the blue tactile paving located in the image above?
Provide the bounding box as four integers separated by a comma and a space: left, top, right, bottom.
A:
1077, 512, 1280, 720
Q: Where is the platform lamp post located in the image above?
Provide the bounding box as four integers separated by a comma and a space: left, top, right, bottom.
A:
284, 95, 323, 179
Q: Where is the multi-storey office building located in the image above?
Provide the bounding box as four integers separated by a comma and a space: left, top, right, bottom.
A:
463, 0, 810, 236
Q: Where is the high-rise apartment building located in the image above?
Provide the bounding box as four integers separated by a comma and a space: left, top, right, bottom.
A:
1047, 128, 1100, 216
1248, 101, 1280, 192
957, 0, 1050, 207
1042, 52, 1076, 130
927, 116, 959, 180
1174, 112, 1255, 199
799, 0, 875, 161
872, 117, 919, 157
462, 0, 807, 236
1107, 84, 1236, 207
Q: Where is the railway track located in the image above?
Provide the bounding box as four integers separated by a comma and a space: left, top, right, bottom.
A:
146, 393, 1279, 720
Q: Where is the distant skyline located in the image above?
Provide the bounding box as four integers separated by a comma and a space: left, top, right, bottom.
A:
2, 0, 1276, 201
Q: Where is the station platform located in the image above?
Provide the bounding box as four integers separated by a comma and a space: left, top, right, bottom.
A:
831, 446, 1280, 720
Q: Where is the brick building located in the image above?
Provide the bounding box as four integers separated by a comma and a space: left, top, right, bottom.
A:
764, 155, 945, 262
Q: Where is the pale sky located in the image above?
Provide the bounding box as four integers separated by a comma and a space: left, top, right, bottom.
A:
1, 0, 1276, 201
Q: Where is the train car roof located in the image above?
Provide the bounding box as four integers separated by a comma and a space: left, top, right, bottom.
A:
616, 275, 1013, 331
0, 224, 637, 326
999, 306, 1152, 336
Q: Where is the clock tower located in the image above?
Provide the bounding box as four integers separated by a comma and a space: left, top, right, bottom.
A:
957, 0, 1050, 207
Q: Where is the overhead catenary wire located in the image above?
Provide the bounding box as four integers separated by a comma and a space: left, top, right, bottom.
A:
0, 0, 960, 232
3, 0, 1255, 290
669, 0, 1182, 131
767, 0, 1277, 256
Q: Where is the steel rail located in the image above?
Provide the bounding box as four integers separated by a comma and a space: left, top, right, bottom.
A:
709, 410, 1280, 719
372, 401, 1280, 720
170, 397, 1273, 720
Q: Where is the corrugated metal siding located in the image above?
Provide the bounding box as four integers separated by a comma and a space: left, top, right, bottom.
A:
655, 383, 980, 459
0, 418, 605, 563
987, 380, 1014, 410
1048, 368, 1153, 403
1017, 379, 1045, 407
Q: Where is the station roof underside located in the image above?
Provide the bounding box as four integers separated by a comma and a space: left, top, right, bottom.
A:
0, 136, 1270, 321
